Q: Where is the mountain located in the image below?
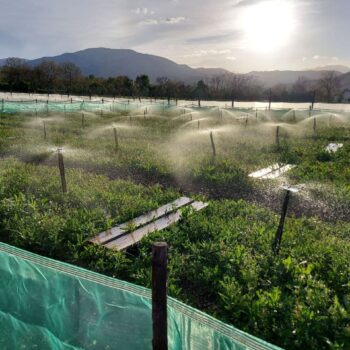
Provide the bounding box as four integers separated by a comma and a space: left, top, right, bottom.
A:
246, 70, 344, 88
0, 48, 348, 87
24, 48, 222, 83
313, 65, 350, 74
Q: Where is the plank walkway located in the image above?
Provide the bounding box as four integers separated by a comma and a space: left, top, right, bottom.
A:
90, 197, 207, 250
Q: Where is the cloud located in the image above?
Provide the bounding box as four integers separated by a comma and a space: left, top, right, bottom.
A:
182, 49, 231, 58
140, 16, 185, 25
186, 33, 239, 44
134, 8, 155, 15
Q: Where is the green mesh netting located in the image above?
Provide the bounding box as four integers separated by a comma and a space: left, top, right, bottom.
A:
0, 243, 282, 350
0, 100, 173, 114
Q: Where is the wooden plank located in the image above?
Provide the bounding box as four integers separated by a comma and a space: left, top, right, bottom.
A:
89, 197, 193, 245
248, 163, 295, 179
104, 201, 208, 251
260, 164, 295, 179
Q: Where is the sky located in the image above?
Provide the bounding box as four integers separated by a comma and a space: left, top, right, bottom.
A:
0, 0, 349, 73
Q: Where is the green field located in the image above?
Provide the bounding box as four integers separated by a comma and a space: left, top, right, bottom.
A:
0, 101, 349, 349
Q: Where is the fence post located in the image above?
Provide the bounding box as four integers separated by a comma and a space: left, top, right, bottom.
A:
273, 190, 290, 254
152, 242, 168, 350
58, 149, 67, 193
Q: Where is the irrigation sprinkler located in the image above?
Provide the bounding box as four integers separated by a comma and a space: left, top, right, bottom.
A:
113, 127, 119, 152
210, 131, 216, 158
255, 109, 258, 119
273, 186, 299, 254
231, 99, 234, 108
57, 148, 67, 194
268, 89, 272, 110
43, 121, 47, 139
245, 117, 248, 128
81, 113, 85, 128
276, 126, 280, 148
152, 242, 168, 350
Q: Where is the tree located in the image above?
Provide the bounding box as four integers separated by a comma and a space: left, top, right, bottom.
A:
2, 57, 31, 92
58, 62, 82, 94
134, 74, 150, 97
34, 60, 59, 93
317, 71, 340, 103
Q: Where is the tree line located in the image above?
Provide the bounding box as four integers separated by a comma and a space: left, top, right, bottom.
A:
0, 57, 342, 103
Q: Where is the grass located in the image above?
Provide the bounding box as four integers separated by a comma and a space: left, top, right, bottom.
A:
0, 103, 350, 349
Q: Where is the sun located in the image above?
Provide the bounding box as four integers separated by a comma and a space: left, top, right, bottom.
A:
238, 0, 296, 53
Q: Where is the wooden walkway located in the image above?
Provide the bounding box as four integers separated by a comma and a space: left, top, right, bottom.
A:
90, 197, 208, 250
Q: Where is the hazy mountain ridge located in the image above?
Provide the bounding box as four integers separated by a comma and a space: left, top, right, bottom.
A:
0, 48, 349, 88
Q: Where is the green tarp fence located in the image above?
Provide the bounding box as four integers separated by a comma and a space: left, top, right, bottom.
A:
0, 100, 174, 114
0, 243, 282, 350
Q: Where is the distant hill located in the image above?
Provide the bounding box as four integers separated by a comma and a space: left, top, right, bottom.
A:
313, 65, 350, 73
246, 70, 344, 87
0, 48, 348, 87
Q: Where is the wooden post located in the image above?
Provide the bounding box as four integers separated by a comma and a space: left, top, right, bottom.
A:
43, 121, 47, 139
152, 242, 168, 350
313, 117, 317, 138
58, 149, 67, 193
311, 91, 316, 110
210, 131, 216, 158
273, 190, 290, 254
113, 127, 119, 152
276, 126, 280, 149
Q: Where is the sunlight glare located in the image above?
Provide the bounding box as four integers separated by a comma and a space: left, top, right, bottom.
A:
239, 0, 296, 53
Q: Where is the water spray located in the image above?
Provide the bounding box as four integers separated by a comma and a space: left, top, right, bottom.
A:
57, 148, 67, 193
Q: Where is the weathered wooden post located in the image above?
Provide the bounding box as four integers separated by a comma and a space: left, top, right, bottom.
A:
210, 131, 216, 158
273, 189, 291, 254
276, 126, 280, 148
57, 148, 67, 193
113, 127, 119, 152
43, 121, 47, 139
152, 242, 168, 350
313, 117, 317, 138
311, 91, 316, 110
